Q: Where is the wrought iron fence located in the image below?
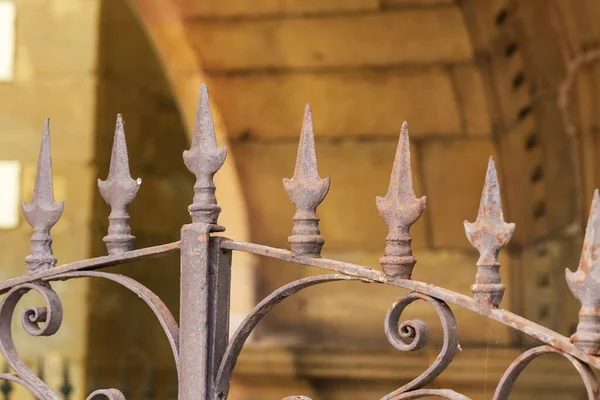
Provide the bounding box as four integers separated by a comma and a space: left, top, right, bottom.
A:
1, 84, 599, 399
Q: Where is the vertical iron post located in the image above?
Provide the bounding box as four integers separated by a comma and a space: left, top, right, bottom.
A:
179, 84, 229, 400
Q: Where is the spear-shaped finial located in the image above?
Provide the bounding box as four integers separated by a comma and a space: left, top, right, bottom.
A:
98, 114, 141, 255
376, 122, 426, 278
22, 119, 64, 274
464, 157, 514, 307
566, 189, 600, 354
183, 84, 227, 230
283, 104, 330, 257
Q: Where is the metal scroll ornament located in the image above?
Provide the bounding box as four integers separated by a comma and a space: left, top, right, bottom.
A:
3, 86, 600, 400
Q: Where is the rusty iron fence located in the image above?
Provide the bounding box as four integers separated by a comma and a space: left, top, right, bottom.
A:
1, 84, 600, 399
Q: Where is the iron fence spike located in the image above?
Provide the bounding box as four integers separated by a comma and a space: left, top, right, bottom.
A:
283, 104, 330, 257
376, 122, 426, 278
22, 119, 64, 274
567, 189, 600, 355
464, 156, 514, 307
98, 114, 141, 255
183, 84, 226, 229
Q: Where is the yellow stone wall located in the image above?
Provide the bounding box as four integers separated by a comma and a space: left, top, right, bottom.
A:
0, 0, 100, 398
0, 0, 598, 398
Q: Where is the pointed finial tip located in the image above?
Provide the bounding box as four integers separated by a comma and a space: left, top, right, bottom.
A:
200, 83, 209, 98
116, 114, 124, 130
303, 104, 313, 121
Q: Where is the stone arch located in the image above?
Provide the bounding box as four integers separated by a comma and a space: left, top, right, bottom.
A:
127, 0, 510, 345
109, 0, 593, 397
460, 0, 590, 339
86, 0, 253, 396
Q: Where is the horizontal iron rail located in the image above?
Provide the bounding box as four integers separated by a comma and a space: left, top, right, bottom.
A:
220, 239, 600, 370
0, 241, 180, 295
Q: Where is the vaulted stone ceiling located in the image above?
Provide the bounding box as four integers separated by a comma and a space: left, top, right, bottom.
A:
125, 0, 600, 338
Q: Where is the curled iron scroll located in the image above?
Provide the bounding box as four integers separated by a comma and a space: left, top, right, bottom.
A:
0, 283, 62, 400
87, 388, 127, 400
386, 389, 471, 399
492, 345, 599, 399
382, 292, 459, 400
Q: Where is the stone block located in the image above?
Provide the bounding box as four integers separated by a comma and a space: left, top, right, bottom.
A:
450, 63, 492, 136
496, 114, 546, 245
188, 7, 472, 70
0, 79, 96, 165
420, 138, 498, 249
553, 0, 600, 56
209, 68, 461, 139
14, 0, 99, 79
178, 0, 378, 17
383, 0, 454, 5
458, 0, 498, 53
233, 138, 428, 252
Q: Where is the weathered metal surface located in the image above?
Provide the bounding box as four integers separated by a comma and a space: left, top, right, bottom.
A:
86, 389, 126, 400
22, 120, 64, 274
0, 241, 180, 295
387, 389, 470, 399
283, 105, 330, 257
464, 157, 515, 308
382, 293, 458, 399
567, 189, 600, 355
220, 239, 600, 370
3, 85, 600, 399
183, 84, 226, 230
206, 238, 232, 393
376, 123, 426, 278
179, 223, 212, 400
98, 114, 141, 255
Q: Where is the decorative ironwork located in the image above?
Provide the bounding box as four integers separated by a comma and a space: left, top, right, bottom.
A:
464, 157, 515, 307
183, 84, 226, 230
567, 189, 600, 355
376, 122, 426, 278
283, 104, 330, 257
1, 85, 600, 400
98, 114, 141, 255
22, 119, 64, 274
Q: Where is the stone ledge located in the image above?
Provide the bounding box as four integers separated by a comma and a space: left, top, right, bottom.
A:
187, 7, 472, 71
235, 343, 590, 392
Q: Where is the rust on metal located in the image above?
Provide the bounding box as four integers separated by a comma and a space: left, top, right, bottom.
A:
283, 104, 330, 257
183, 84, 226, 231
22, 119, 64, 274
5, 84, 600, 399
376, 122, 426, 278
382, 292, 458, 399
464, 157, 514, 308
0, 241, 181, 295
567, 189, 600, 355
98, 114, 141, 255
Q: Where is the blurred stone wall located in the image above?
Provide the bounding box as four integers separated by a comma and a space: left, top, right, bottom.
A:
0, 0, 100, 398
1, 0, 598, 399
